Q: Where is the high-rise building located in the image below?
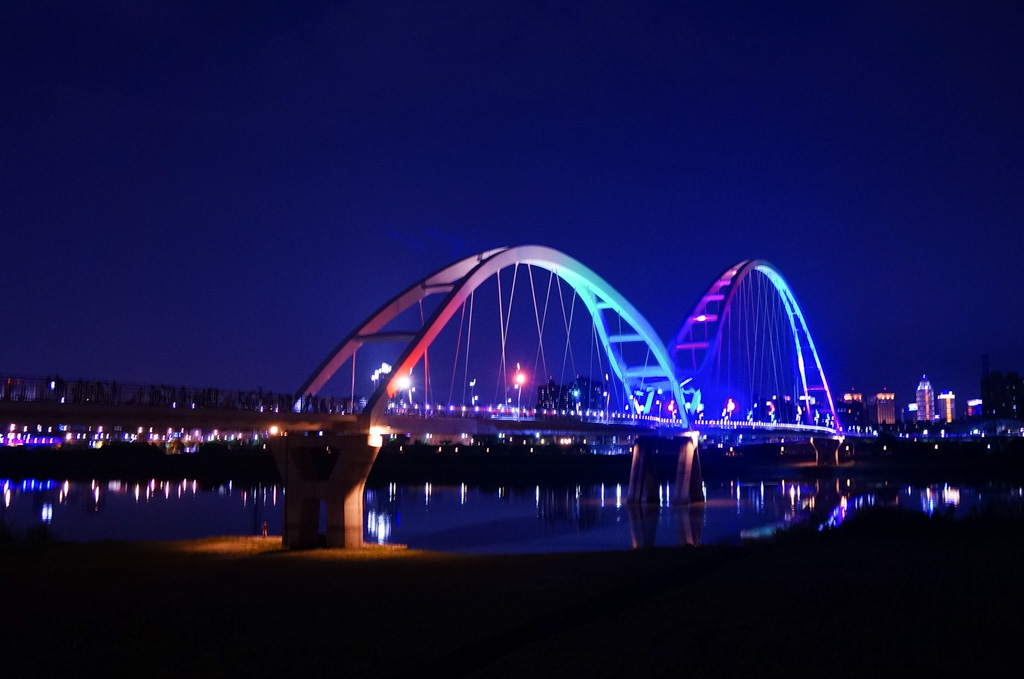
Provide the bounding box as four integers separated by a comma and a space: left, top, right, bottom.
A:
981, 371, 1021, 420
837, 392, 864, 429
916, 376, 934, 422
937, 390, 956, 423
873, 391, 896, 424
966, 399, 983, 417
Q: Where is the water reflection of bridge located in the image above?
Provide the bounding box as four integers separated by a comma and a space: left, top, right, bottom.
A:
356, 477, 907, 551
2, 246, 845, 549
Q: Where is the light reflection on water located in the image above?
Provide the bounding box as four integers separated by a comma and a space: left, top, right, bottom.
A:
0, 477, 279, 542
1, 476, 1022, 551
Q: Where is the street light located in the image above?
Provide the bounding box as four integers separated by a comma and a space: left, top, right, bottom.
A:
395, 374, 412, 409
514, 364, 526, 420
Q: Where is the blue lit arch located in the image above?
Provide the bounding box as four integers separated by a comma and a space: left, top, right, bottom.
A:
670, 260, 840, 430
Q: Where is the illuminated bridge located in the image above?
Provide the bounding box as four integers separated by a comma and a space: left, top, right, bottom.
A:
293, 247, 839, 437
1, 245, 843, 548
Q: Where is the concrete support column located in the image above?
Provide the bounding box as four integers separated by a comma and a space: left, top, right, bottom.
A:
626, 436, 658, 505
324, 479, 370, 548
326, 434, 377, 548
672, 432, 704, 505
269, 432, 380, 549
284, 496, 321, 549
811, 436, 843, 467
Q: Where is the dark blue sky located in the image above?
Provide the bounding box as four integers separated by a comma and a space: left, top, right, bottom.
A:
2, 1, 1022, 408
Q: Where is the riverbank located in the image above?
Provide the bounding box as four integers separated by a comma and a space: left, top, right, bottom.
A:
2, 508, 1022, 677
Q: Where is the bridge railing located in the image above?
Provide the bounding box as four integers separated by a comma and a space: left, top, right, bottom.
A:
690, 417, 838, 435
381, 401, 687, 428
0, 375, 356, 416
4, 376, 830, 433
1, 375, 684, 428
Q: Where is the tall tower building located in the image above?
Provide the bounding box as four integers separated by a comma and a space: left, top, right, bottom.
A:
937, 390, 956, 423
873, 391, 896, 425
916, 376, 934, 422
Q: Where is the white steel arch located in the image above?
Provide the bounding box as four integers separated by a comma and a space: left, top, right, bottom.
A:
669, 260, 840, 431
299, 245, 688, 428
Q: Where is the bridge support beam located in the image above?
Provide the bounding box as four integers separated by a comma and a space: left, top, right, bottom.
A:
627, 433, 704, 507
626, 436, 660, 505
810, 436, 844, 467
672, 432, 704, 505
268, 432, 380, 549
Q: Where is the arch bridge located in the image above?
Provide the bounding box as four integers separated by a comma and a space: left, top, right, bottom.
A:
260, 247, 840, 548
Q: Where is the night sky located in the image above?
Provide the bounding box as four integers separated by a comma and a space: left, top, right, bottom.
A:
3, 1, 1022, 409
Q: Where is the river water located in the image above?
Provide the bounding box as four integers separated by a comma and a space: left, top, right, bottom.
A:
3, 475, 1022, 552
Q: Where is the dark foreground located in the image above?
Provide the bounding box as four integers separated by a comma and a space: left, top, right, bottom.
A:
2, 509, 1022, 678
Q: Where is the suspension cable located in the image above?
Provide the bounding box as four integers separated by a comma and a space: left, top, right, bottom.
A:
587, 288, 595, 408
419, 299, 430, 406
527, 265, 549, 385
448, 300, 467, 406
590, 294, 608, 414
462, 291, 474, 406
495, 264, 520, 407
531, 270, 555, 398
494, 269, 506, 405
556, 277, 578, 390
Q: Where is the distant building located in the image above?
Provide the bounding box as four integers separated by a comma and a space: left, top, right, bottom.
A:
966, 398, 983, 417
872, 391, 896, 425
981, 371, 1021, 420
837, 392, 865, 430
937, 390, 956, 423
536, 376, 605, 413
904, 402, 918, 423
537, 378, 562, 410
916, 376, 934, 422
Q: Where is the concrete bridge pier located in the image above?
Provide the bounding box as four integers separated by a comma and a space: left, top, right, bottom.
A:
268, 432, 380, 549
810, 436, 844, 466
627, 433, 704, 506
672, 432, 704, 505
626, 436, 660, 505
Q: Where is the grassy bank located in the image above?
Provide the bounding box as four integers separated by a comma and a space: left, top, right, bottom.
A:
2, 507, 1022, 677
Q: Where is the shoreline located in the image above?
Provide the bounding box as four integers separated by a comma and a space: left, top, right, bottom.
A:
2, 508, 1022, 676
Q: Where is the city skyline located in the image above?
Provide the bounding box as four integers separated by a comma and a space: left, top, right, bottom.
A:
2, 2, 1021, 406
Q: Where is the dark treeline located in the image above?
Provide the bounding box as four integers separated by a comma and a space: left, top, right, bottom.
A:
2, 435, 1024, 487
1, 375, 352, 414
